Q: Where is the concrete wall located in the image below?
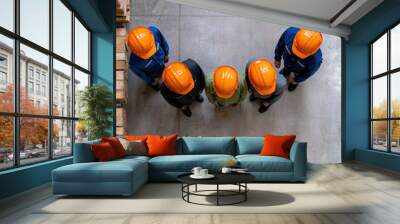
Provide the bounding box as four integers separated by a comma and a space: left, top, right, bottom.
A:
127, 0, 342, 163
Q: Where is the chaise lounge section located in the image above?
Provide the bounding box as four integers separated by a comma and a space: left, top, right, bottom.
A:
52, 136, 307, 196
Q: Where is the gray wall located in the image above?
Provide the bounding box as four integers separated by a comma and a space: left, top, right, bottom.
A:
127, 0, 342, 163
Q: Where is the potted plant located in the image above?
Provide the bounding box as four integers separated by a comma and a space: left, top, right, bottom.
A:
79, 84, 114, 140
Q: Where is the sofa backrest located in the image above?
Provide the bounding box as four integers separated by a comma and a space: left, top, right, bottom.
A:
73, 139, 100, 163
177, 137, 236, 155
235, 137, 264, 155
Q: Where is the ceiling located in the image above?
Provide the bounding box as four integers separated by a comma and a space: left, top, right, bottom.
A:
167, 0, 384, 38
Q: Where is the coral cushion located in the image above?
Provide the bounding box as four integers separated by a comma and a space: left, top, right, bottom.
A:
91, 142, 117, 161
146, 134, 177, 157
260, 134, 296, 159
101, 137, 127, 158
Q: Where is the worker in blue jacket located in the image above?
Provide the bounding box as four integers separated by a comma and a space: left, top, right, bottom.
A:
274, 27, 323, 92
127, 26, 169, 91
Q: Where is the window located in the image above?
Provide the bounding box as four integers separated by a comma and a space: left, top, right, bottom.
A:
28, 81, 34, 94
0, 35, 14, 113
20, 0, 49, 48
371, 23, 400, 153
74, 18, 90, 70
0, 0, 14, 31
0, 0, 91, 170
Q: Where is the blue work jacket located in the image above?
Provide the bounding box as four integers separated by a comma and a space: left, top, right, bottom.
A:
129, 26, 169, 84
274, 27, 323, 83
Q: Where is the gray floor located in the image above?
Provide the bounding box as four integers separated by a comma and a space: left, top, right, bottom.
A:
127, 0, 342, 163
2, 163, 400, 224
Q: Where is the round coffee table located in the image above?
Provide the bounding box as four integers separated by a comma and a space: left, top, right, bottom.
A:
177, 173, 255, 206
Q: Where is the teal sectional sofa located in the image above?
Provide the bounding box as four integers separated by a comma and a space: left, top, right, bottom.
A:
52, 136, 307, 196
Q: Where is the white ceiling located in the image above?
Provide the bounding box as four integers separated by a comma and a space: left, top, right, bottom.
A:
167, 0, 384, 38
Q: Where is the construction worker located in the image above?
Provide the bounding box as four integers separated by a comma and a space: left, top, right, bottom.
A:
246, 58, 287, 113
160, 59, 205, 117
206, 65, 247, 107
274, 27, 323, 92
128, 26, 169, 91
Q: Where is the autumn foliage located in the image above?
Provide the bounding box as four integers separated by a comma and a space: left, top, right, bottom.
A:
372, 99, 400, 141
0, 85, 59, 150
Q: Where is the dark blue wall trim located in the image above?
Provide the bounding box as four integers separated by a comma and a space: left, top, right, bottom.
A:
355, 149, 400, 172
0, 157, 72, 199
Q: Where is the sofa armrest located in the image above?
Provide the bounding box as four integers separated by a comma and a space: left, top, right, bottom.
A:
289, 142, 307, 181
73, 140, 100, 163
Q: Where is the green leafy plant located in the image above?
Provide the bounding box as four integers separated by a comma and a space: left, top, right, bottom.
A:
79, 84, 114, 140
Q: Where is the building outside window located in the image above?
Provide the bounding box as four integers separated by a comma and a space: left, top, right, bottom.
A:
0, 0, 91, 170
371, 23, 400, 154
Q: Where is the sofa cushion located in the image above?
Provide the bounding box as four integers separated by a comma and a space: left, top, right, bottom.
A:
236, 155, 293, 172
178, 137, 235, 155
101, 137, 127, 158
236, 137, 263, 155
53, 159, 147, 183
149, 154, 235, 172
91, 142, 118, 161
147, 134, 177, 157
260, 134, 296, 159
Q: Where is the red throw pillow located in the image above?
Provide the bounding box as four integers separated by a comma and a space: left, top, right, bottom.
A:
260, 134, 296, 159
101, 137, 126, 158
146, 134, 177, 157
91, 142, 117, 161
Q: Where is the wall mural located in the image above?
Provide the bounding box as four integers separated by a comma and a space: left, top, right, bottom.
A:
126, 0, 341, 163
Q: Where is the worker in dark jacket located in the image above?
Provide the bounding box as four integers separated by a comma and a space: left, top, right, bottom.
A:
246, 58, 286, 113
274, 27, 323, 92
160, 59, 205, 117
128, 26, 169, 91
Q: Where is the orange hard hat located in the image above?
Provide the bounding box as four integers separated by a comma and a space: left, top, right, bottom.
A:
162, 62, 194, 95
212, 65, 239, 99
127, 26, 157, 60
248, 59, 277, 96
292, 28, 323, 59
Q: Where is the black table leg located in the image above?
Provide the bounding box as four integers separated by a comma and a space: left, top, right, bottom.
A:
245, 183, 247, 201
195, 184, 197, 192
216, 184, 219, 206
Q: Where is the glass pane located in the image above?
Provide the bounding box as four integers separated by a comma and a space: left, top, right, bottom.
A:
20, 44, 49, 115
0, 35, 14, 112
391, 24, 400, 70
75, 120, 88, 143
74, 69, 89, 118
20, 0, 49, 49
391, 72, 400, 118
391, 120, 400, 153
20, 117, 49, 165
53, 59, 72, 117
372, 33, 387, 76
372, 77, 387, 119
74, 18, 89, 70
0, 0, 14, 31
53, 0, 72, 60
53, 119, 72, 158
0, 116, 13, 170
372, 121, 388, 151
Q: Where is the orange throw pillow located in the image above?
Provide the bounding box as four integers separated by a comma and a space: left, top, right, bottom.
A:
146, 134, 177, 157
101, 137, 126, 158
91, 142, 117, 162
260, 134, 296, 159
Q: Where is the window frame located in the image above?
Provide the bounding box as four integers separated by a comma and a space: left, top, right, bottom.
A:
370, 21, 400, 154
0, 0, 92, 171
